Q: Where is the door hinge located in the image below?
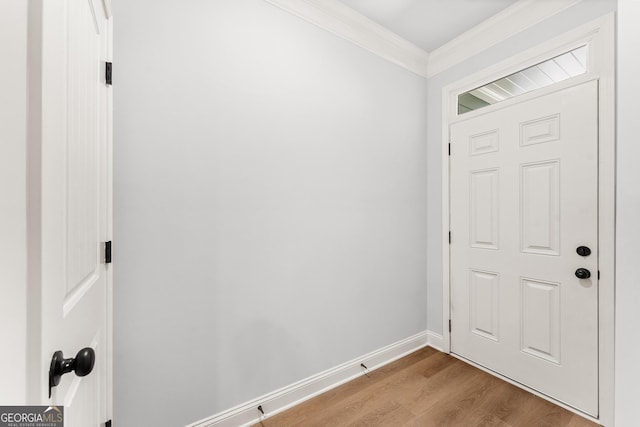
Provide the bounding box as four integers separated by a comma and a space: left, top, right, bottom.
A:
449, 231, 451, 244
105, 420, 112, 427
598, 270, 600, 280
448, 142, 451, 156
449, 319, 452, 333
105, 62, 112, 85
105, 241, 112, 264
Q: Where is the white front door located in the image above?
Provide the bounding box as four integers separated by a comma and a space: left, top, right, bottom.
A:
37, 0, 112, 425
450, 80, 598, 415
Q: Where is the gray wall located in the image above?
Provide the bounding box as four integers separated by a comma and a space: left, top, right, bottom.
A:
426, 0, 617, 334
113, 1, 428, 426
615, 1, 640, 424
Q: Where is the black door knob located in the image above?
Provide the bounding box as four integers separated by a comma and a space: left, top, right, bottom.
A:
576, 246, 592, 256
575, 268, 591, 279
49, 347, 95, 397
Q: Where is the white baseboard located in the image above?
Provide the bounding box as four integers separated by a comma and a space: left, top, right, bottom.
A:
426, 330, 444, 352
185, 331, 429, 427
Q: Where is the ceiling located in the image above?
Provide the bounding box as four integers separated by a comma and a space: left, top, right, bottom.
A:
338, 0, 522, 52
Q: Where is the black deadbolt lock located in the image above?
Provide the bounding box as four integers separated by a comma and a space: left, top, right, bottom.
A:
575, 268, 591, 279
49, 347, 95, 397
576, 246, 592, 257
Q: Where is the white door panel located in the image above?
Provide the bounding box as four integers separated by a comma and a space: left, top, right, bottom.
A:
39, 0, 111, 425
450, 81, 598, 415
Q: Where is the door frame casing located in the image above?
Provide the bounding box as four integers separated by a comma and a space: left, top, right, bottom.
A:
441, 13, 615, 425
104, 1, 114, 420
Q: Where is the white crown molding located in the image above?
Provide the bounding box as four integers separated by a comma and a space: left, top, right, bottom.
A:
427, 0, 582, 78
263, 0, 585, 80
185, 331, 429, 427
263, 0, 429, 78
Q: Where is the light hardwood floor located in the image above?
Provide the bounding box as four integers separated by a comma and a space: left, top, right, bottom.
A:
254, 347, 598, 427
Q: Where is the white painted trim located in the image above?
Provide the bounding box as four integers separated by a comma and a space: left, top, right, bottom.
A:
441, 13, 615, 426
261, 0, 591, 80
592, 13, 616, 427
262, 0, 429, 78
101, 0, 112, 19
25, 0, 44, 403
186, 332, 429, 427
426, 330, 444, 352
427, 0, 581, 78
442, 82, 451, 353
105, 13, 114, 424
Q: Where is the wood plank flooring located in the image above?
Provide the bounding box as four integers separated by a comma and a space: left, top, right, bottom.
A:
254, 347, 598, 427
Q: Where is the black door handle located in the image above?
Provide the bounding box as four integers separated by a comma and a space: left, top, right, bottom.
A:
576, 246, 592, 256
49, 347, 95, 397
575, 268, 591, 279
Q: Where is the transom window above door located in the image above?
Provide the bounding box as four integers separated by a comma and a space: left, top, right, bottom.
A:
458, 45, 588, 114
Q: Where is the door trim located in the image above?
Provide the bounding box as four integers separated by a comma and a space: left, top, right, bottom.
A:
105, 11, 114, 423
441, 13, 615, 425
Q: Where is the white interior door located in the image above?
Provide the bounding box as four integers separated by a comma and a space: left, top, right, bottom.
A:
37, 0, 112, 425
450, 80, 598, 415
